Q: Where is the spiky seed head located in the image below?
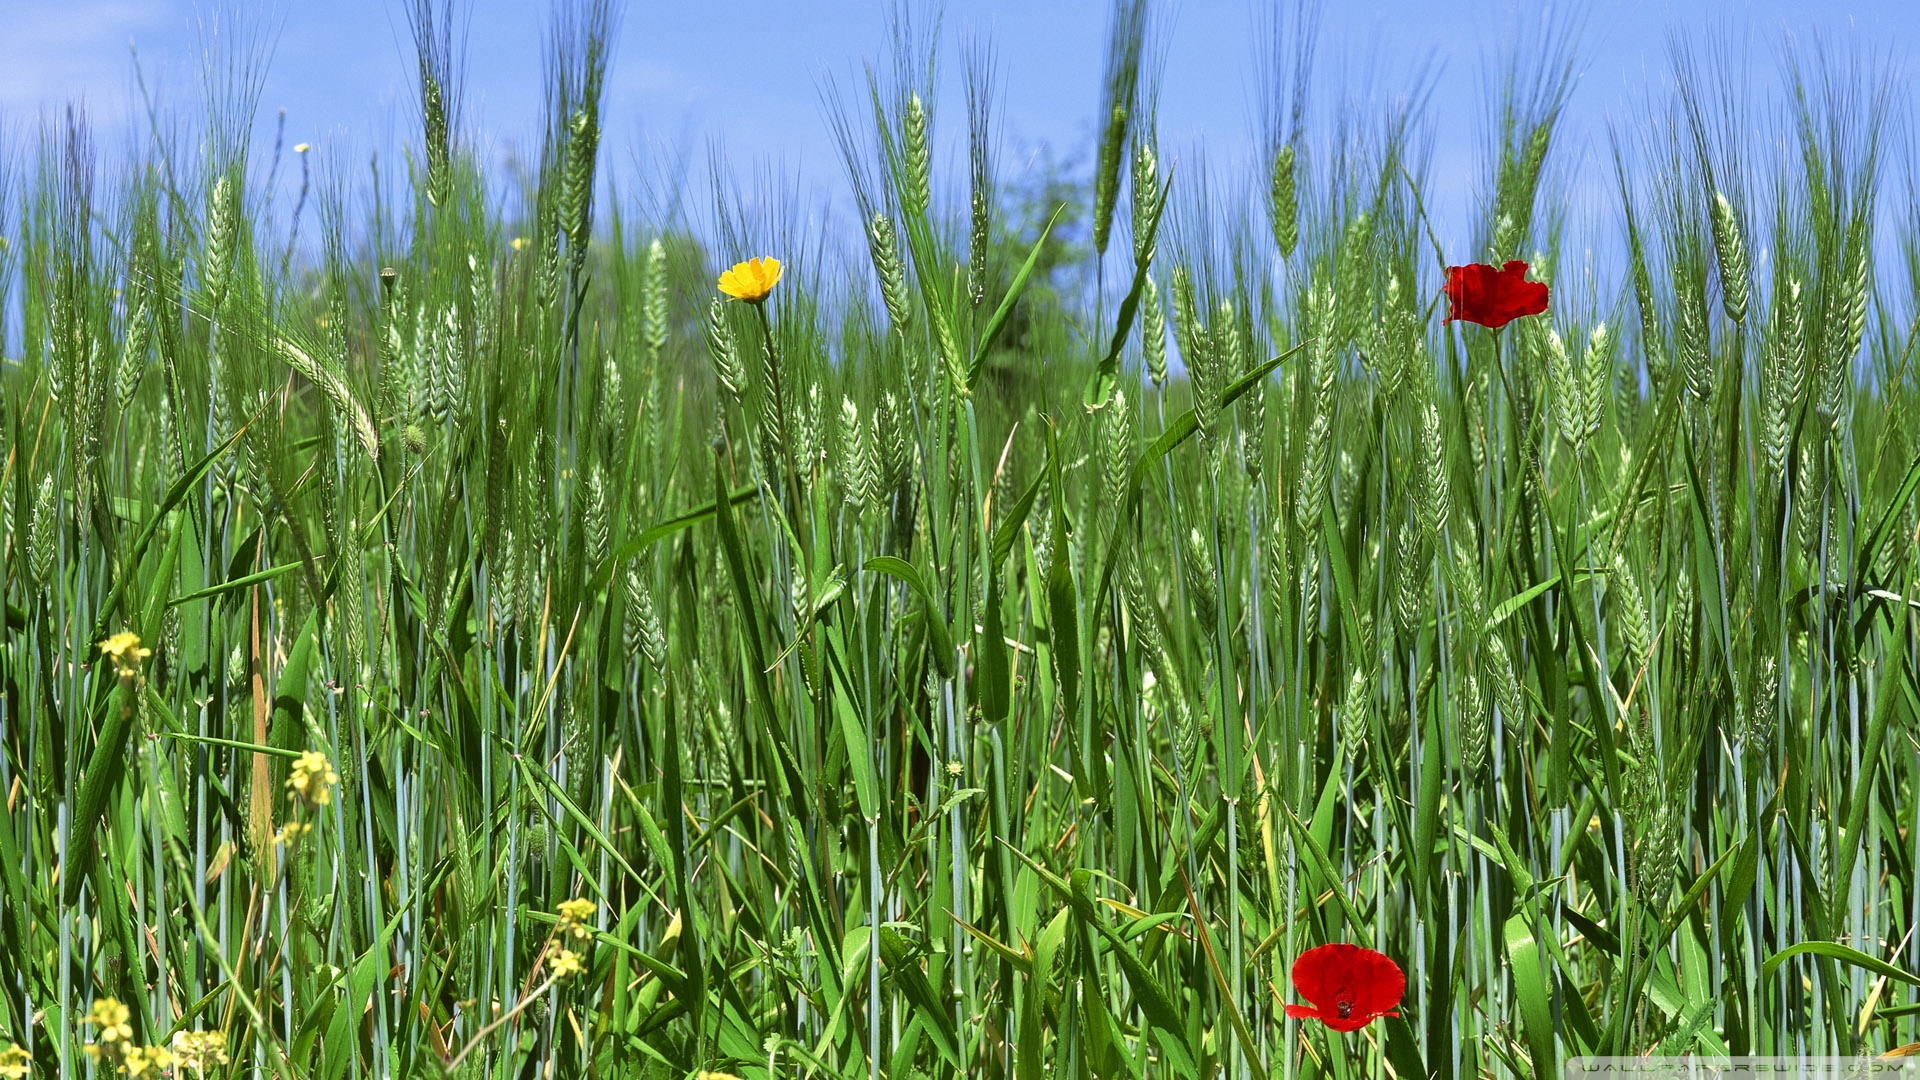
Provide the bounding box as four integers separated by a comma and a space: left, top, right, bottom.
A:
116, 299, 151, 409
585, 466, 608, 567
1340, 667, 1370, 755
1093, 102, 1127, 256
29, 475, 58, 583
904, 92, 931, 218
1182, 526, 1219, 639
703, 297, 744, 401
1103, 388, 1132, 514
1709, 191, 1750, 325
1678, 279, 1712, 405
203, 171, 237, 313
1486, 633, 1524, 742
867, 213, 912, 335
624, 566, 669, 676
1417, 400, 1449, 540
1580, 322, 1608, 445
1131, 139, 1159, 267
643, 237, 669, 360
1269, 143, 1298, 259
562, 108, 600, 262
1459, 665, 1488, 783
1763, 281, 1803, 480
1548, 327, 1581, 452
1141, 273, 1168, 386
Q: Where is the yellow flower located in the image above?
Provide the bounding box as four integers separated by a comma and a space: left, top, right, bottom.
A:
171, 1029, 229, 1070
696, 1072, 746, 1080
293, 142, 310, 154
98, 632, 152, 677
0, 1043, 29, 1080
273, 820, 313, 845
123, 1044, 174, 1078
87, 997, 134, 1044
287, 750, 339, 807
510, 236, 529, 252
549, 949, 586, 979
556, 897, 596, 939
717, 256, 783, 304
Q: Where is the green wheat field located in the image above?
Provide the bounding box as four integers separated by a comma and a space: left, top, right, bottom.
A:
2, 0, 1919, 1077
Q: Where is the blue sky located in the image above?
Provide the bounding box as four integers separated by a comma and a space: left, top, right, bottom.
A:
2, 0, 1915, 258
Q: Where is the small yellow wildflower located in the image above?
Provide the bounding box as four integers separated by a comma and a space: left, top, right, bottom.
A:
287, 750, 339, 807
717, 256, 782, 304
555, 897, 596, 939
696, 1072, 746, 1080
293, 142, 310, 154
87, 998, 134, 1044
510, 236, 529, 252
171, 1029, 229, 1070
123, 1044, 175, 1078
945, 760, 964, 779
273, 820, 314, 845
98, 632, 152, 677
0, 1043, 29, 1080
549, 949, 586, 979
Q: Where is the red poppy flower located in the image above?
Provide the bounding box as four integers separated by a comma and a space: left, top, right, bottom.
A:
1284, 943, 1405, 1032
1443, 260, 1549, 330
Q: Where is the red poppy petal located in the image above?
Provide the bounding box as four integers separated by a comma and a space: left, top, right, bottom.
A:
1443, 261, 1549, 329
1351, 951, 1407, 1014
1284, 1005, 1324, 1021
1289, 943, 1352, 1008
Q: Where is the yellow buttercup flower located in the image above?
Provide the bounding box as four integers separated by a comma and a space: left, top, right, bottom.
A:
549, 949, 586, 979
0, 1043, 29, 1080
717, 256, 783, 304
98, 632, 152, 677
